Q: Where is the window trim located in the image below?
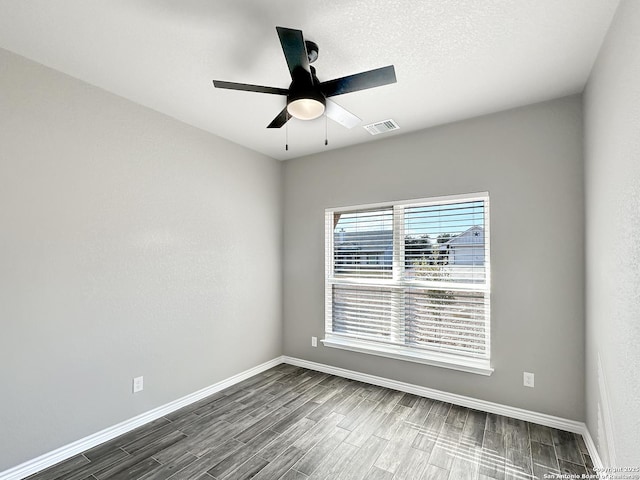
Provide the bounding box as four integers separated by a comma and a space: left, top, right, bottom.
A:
324, 192, 492, 376
321, 336, 493, 376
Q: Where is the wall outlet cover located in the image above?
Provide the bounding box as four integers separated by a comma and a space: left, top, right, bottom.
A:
523, 372, 535, 388
133, 376, 144, 393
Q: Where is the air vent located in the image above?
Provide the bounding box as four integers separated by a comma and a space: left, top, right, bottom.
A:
363, 119, 400, 135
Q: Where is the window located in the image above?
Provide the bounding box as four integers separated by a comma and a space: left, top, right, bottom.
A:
324, 192, 492, 375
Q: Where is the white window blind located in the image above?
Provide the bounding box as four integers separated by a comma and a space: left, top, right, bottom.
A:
324, 193, 492, 375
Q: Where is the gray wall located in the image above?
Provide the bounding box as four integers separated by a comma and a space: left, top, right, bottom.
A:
584, 0, 640, 466
283, 96, 585, 420
0, 48, 282, 471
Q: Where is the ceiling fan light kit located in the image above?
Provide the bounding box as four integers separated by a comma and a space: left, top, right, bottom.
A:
287, 97, 325, 120
212, 26, 397, 135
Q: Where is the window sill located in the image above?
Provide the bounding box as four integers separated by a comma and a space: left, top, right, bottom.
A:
322, 335, 494, 376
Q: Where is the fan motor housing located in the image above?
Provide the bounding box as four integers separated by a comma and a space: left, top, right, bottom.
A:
287, 67, 325, 120
287, 67, 325, 106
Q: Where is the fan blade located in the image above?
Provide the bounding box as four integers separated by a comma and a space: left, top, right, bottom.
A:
325, 100, 361, 129
320, 65, 396, 97
213, 80, 288, 95
276, 26, 311, 79
267, 107, 291, 128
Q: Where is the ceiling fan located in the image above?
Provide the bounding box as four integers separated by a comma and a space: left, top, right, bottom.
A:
212, 27, 397, 129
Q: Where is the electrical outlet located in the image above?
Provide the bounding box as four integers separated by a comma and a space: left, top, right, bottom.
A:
523, 372, 535, 388
133, 376, 144, 393
311, 336, 318, 347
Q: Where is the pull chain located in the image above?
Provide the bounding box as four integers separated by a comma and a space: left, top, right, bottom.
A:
325, 114, 328, 146
284, 114, 328, 150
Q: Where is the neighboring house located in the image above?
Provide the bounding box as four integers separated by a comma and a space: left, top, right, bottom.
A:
441, 226, 485, 266
334, 226, 485, 272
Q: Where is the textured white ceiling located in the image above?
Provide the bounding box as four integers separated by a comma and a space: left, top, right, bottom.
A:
0, 0, 619, 160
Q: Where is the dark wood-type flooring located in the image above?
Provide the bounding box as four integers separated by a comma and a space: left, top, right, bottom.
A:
26, 364, 595, 480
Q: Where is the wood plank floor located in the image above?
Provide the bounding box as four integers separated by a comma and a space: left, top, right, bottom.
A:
26, 364, 595, 480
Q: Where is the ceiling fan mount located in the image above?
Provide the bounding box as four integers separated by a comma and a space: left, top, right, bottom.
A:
212, 27, 396, 129
305, 40, 319, 63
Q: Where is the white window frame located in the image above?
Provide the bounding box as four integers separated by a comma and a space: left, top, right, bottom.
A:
323, 192, 493, 376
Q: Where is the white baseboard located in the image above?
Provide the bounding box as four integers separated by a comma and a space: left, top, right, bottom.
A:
580, 425, 604, 470
0, 356, 284, 480
282, 355, 603, 468
1, 355, 603, 480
